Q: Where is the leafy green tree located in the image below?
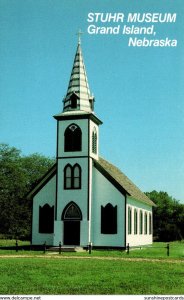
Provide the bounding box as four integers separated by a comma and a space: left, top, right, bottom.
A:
146, 190, 184, 242
0, 143, 55, 239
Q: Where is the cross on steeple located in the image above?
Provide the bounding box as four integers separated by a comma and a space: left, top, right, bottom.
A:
76, 29, 83, 45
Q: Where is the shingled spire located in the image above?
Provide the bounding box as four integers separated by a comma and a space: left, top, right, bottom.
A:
63, 33, 94, 113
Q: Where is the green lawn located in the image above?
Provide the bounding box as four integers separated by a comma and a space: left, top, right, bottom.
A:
0, 240, 183, 295
0, 240, 183, 259
0, 256, 183, 295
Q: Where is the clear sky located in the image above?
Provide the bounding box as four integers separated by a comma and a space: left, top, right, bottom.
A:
0, 0, 184, 202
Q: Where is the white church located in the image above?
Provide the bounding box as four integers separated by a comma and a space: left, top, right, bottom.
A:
29, 37, 155, 249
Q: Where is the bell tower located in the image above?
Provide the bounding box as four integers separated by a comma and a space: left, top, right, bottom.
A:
53, 34, 102, 246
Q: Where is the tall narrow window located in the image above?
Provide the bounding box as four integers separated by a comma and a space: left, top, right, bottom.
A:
64, 164, 72, 189
64, 124, 82, 152
149, 213, 152, 235
101, 203, 117, 234
128, 207, 132, 235
64, 164, 81, 189
39, 204, 54, 233
139, 210, 143, 235
71, 97, 77, 109
73, 164, 81, 189
92, 127, 97, 154
70, 92, 79, 110
144, 212, 148, 234
134, 209, 138, 235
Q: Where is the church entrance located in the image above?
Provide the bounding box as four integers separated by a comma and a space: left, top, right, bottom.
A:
62, 202, 82, 246
64, 221, 80, 245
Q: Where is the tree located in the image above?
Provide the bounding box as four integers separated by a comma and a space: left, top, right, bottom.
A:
146, 190, 184, 242
0, 143, 55, 239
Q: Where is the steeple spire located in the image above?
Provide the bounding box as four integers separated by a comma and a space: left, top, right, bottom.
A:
63, 33, 94, 113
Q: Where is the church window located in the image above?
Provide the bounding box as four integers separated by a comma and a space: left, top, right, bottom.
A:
101, 203, 117, 234
73, 164, 81, 188
139, 210, 143, 234
149, 213, 152, 235
92, 127, 97, 154
128, 207, 132, 234
70, 92, 79, 109
144, 212, 148, 234
64, 164, 72, 189
62, 202, 82, 220
39, 204, 54, 233
71, 97, 77, 109
64, 124, 82, 152
64, 164, 81, 189
134, 209, 138, 235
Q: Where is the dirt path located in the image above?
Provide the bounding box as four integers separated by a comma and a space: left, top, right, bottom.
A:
0, 254, 183, 264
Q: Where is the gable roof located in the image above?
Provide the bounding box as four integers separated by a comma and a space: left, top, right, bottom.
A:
27, 157, 155, 207
27, 164, 57, 199
94, 157, 155, 207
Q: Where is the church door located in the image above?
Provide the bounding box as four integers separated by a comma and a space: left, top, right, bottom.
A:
62, 202, 82, 246
64, 221, 80, 245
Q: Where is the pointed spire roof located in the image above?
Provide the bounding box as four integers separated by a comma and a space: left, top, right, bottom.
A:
63, 34, 94, 113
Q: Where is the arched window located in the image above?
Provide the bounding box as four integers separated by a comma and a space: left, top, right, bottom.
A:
64, 164, 81, 189
92, 127, 97, 154
101, 203, 117, 234
73, 164, 81, 189
149, 213, 152, 235
134, 209, 138, 235
128, 207, 132, 235
144, 212, 148, 234
62, 202, 82, 220
64, 124, 82, 152
39, 204, 54, 233
139, 210, 143, 235
64, 164, 72, 189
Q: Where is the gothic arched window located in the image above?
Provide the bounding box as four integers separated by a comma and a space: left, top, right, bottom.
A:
64, 164, 72, 189
62, 202, 82, 220
39, 204, 54, 233
101, 203, 117, 234
73, 164, 81, 189
139, 210, 143, 235
92, 127, 97, 154
64, 124, 82, 152
64, 164, 81, 189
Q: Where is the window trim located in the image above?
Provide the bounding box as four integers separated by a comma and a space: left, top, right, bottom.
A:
139, 210, 143, 235
128, 206, 132, 235
39, 204, 54, 234
92, 127, 97, 154
134, 209, 138, 235
64, 123, 82, 152
101, 203, 117, 234
144, 212, 148, 235
64, 163, 81, 190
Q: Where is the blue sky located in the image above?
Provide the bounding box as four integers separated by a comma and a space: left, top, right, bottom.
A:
0, 0, 184, 202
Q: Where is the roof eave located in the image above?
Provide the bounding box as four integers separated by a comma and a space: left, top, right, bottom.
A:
94, 159, 130, 197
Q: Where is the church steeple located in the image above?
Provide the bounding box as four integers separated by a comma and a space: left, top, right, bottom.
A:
63, 34, 94, 113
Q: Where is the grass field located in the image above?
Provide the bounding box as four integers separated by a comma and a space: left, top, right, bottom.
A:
0, 240, 183, 295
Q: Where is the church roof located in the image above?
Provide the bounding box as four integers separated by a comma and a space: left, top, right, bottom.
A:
94, 157, 155, 207
63, 39, 94, 113
28, 157, 155, 207
27, 158, 154, 207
